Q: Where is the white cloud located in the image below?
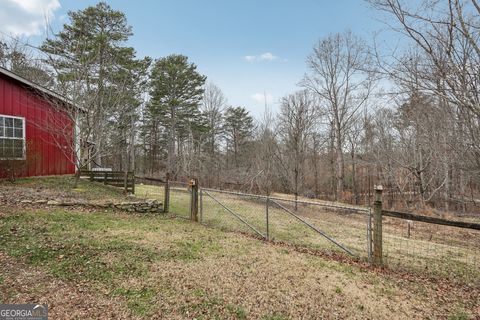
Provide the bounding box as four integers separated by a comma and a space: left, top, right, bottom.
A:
243, 52, 280, 62
251, 93, 273, 104
0, 0, 61, 36
259, 52, 277, 61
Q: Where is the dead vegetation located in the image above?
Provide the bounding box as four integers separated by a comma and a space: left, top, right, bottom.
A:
0, 179, 478, 319
136, 183, 480, 285
0, 207, 478, 318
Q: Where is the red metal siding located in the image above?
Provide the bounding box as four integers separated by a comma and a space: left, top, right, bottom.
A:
0, 73, 75, 178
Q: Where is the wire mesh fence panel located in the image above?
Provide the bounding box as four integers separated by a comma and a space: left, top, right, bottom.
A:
201, 189, 267, 238
199, 188, 371, 260
170, 181, 191, 219
269, 198, 370, 259
133, 178, 479, 282
382, 216, 480, 284
135, 181, 165, 202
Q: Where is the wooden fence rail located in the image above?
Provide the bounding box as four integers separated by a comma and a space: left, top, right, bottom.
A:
79, 170, 135, 194
382, 210, 480, 230
135, 176, 166, 184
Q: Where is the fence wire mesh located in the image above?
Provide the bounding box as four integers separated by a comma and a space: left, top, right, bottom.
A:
201, 188, 370, 260
135, 179, 165, 201
269, 198, 370, 258
135, 179, 190, 218
134, 179, 479, 283
201, 189, 268, 238
382, 216, 480, 284
169, 181, 190, 219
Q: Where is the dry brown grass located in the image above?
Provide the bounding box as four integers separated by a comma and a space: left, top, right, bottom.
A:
135, 184, 480, 284
0, 208, 478, 319
0, 252, 135, 319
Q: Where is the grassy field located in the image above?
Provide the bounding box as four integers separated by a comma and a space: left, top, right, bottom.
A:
135, 183, 480, 284
1, 207, 479, 319
0, 175, 128, 202
0, 179, 477, 318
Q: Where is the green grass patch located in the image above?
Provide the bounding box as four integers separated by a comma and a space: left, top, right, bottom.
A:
111, 287, 157, 316
0, 214, 157, 284
0, 209, 232, 315
0, 209, 231, 285
261, 313, 290, 320
12, 175, 77, 190
0, 210, 160, 284
226, 304, 247, 319
448, 311, 470, 320
177, 288, 248, 319
8, 175, 126, 201
171, 239, 223, 261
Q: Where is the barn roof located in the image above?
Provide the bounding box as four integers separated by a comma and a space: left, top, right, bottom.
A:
0, 66, 84, 112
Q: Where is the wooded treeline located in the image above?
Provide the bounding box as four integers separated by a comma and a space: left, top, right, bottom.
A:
1, 0, 479, 213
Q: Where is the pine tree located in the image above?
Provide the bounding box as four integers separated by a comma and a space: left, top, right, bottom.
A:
41, 1, 145, 169
148, 54, 206, 176
223, 106, 254, 168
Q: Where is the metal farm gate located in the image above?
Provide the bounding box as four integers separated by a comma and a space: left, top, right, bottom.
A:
135, 177, 480, 283
199, 187, 373, 261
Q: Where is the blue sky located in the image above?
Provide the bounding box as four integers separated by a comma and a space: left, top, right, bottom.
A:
0, 0, 388, 118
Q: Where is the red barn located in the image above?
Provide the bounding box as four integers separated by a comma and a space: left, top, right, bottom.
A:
0, 67, 77, 179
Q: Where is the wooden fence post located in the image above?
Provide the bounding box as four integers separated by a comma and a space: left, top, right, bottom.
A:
164, 173, 170, 213
199, 188, 203, 223
190, 178, 199, 222
373, 185, 383, 267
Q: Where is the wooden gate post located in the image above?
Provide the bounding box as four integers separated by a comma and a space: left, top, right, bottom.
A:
164, 173, 170, 213
373, 185, 383, 267
190, 178, 199, 222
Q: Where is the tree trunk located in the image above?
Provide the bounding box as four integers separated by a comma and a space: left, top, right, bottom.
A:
167, 104, 176, 176
417, 144, 426, 208
329, 122, 336, 199
313, 136, 319, 198
351, 142, 358, 204
73, 169, 81, 189
129, 116, 136, 172
294, 167, 299, 211
335, 123, 344, 200
234, 130, 239, 168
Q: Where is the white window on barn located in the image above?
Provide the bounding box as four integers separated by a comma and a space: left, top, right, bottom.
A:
0, 115, 25, 160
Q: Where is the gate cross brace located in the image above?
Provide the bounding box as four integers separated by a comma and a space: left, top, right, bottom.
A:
270, 199, 355, 256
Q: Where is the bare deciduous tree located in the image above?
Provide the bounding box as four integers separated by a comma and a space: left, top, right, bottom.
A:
278, 90, 320, 205
303, 31, 376, 200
